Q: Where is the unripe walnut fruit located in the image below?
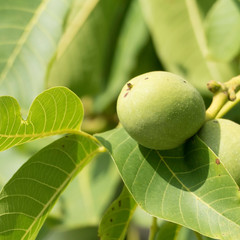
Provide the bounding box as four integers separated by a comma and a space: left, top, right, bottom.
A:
117, 71, 206, 150
198, 119, 240, 185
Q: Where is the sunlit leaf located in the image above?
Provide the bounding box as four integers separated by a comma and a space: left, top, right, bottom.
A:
0, 134, 103, 240
0, 87, 83, 152
0, 0, 72, 110
97, 127, 240, 240
139, 0, 236, 94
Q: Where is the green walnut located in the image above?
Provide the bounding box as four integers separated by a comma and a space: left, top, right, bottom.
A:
198, 118, 240, 185
116, 71, 206, 150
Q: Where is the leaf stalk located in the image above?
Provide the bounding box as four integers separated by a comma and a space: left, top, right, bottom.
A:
148, 217, 158, 240
205, 76, 240, 120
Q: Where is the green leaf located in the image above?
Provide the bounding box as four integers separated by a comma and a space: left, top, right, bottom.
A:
0, 86, 84, 152
205, 0, 240, 61
0, 0, 72, 110
0, 133, 103, 240
96, 127, 240, 240
99, 186, 137, 240
93, 0, 150, 112
47, 0, 131, 97
139, 0, 236, 94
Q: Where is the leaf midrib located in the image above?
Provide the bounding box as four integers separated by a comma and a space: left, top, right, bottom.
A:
0, 0, 50, 83
0, 128, 82, 138
0, 129, 100, 151
105, 128, 240, 238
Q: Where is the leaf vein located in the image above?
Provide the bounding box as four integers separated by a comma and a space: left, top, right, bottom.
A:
0, 0, 50, 84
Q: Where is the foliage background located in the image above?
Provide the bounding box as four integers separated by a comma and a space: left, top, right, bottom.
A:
1, 0, 240, 239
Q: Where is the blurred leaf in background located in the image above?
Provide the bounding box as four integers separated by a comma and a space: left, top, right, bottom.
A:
205, 0, 240, 62
38, 226, 99, 240
93, 0, 162, 113
139, 0, 237, 95
47, 0, 163, 114
155, 221, 216, 240
0, 0, 72, 112
47, 0, 131, 98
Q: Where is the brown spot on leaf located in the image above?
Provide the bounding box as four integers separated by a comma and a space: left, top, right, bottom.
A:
216, 159, 220, 165
110, 218, 113, 222
118, 200, 121, 207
